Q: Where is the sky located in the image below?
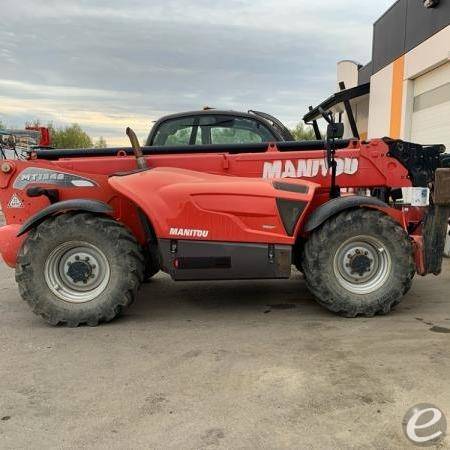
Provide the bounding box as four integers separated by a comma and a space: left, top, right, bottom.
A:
0, 0, 394, 146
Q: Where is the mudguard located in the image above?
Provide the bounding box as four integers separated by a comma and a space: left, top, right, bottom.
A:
303, 195, 388, 233
0, 224, 25, 267
17, 199, 112, 237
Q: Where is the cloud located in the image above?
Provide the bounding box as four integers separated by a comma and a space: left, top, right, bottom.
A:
0, 0, 394, 145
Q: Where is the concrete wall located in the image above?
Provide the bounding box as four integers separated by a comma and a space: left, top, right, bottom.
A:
367, 63, 393, 138
354, 97, 369, 140
404, 26, 450, 80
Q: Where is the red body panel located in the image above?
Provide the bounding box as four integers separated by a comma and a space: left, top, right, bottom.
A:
0, 139, 427, 268
109, 168, 317, 244
34, 139, 411, 189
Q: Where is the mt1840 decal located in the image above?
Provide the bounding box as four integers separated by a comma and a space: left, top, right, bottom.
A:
262, 158, 359, 179
13, 168, 97, 190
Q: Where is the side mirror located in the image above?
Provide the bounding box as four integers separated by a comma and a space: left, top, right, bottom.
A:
327, 123, 344, 140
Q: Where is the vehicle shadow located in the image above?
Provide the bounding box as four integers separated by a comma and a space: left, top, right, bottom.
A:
123, 270, 330, 322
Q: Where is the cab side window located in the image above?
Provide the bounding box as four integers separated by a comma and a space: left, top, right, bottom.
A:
152, 117, 202, 146
151, 114, 277, 146
200, 116, 275, 144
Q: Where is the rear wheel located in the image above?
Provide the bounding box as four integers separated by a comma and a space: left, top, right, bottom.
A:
301, 209, 415, 317
16, 213, 144, 326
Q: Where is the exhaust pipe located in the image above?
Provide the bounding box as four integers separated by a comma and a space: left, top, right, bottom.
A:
126, 127, 148, 170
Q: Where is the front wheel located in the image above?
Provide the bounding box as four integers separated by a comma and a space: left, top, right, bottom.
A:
16, 213, 144, 326
301, 209, 415, 317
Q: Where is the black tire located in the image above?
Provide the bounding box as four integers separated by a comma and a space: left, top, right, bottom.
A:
16, 213, 144, 327
301, 209, 415, 317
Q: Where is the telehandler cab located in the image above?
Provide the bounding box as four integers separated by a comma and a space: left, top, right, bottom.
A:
0, 108, 449, 326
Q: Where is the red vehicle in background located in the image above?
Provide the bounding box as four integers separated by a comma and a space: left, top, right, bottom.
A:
25, 126, 52, 147
1, 126, 52, 160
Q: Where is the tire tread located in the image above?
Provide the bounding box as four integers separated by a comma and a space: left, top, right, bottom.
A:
16, 213, 144, 327
301, 209, 415, 317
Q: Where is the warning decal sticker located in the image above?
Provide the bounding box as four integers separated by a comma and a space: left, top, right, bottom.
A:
8, 193, 24, 208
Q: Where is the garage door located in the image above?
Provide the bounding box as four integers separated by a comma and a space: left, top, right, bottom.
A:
411, 63, 450, 258
411, 62, 450, 152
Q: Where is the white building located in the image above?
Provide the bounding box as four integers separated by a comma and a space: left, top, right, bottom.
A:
306, 0, 449, 149
304, 0, 450, 256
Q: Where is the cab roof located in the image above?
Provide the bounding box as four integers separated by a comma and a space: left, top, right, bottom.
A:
150, 109, 294, 142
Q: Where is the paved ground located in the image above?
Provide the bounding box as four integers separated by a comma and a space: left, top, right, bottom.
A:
0, 213, 449, 449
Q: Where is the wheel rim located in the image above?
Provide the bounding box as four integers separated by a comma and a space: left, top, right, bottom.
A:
44, 241, 111, 303
333, 235, 392, 295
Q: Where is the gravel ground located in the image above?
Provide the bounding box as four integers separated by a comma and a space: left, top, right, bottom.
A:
0, 211, 449, 449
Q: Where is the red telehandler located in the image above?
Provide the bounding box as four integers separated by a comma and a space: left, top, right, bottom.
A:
0, 109, 449, 326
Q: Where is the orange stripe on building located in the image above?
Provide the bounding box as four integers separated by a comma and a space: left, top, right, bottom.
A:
389, 55, 405, 139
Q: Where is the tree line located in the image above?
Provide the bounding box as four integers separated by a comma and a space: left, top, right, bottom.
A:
45, 124, 107, 149
0, 119, 317, 149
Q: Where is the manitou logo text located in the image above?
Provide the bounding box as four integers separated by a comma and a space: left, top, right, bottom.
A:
262, 158, 359, 179
169, 228, 209, 238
